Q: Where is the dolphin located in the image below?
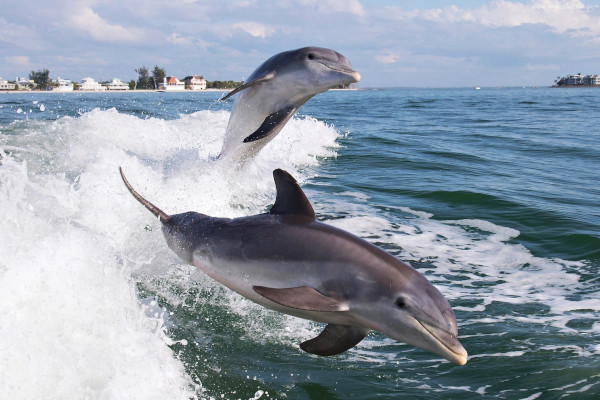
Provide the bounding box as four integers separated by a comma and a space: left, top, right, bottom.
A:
219, 47, 361, 162
119, 168, 468, 365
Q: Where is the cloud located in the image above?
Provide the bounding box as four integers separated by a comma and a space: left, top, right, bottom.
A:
231, 21, 277, 38
0, 18, 43, 50
403, 0, 600, 40
5, 56, 32, 68
167, 33, 194, 46
67, 7, 147, 43
375, 51, 401, 64
296, 0, 365, 17
3, 0, 600, 88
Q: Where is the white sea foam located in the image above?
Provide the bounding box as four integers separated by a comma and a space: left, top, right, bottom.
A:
0, 108, 340, 399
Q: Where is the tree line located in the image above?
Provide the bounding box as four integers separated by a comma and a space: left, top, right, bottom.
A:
21, 67, 242, 90
133, 65, 242, 89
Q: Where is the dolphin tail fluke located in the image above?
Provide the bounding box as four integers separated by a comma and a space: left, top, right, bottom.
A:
300, 324, 370, 356
119, 167, 171, 223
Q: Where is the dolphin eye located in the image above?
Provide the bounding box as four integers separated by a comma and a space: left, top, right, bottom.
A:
307, 53, 316, 60
395, 297, 407, 309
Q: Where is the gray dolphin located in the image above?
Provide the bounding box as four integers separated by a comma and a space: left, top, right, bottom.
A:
119, 168, 468, 365
219, 47, 361, 162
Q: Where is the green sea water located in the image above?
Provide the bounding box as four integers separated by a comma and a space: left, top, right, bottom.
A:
1, 88, 598, 399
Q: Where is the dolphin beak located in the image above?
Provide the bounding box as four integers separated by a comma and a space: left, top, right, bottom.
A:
328, 64, 360, 83
325, 65, 360, 84
320, 52, 361, 84
419, 320, 468, 365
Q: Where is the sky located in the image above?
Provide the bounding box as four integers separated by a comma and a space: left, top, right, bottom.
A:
2, 0, 600, 87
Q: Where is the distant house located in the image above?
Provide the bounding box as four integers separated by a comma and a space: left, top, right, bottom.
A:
0, 77, 16, 90
105, 78, 129, 90
79, 77, 106, 91
157, 76, 185, 91
583, 75, 600, 85
183, 75, 207, 90
16, 77, 34, 90
560, 73, 600, 86
565, 74, 584, 85
53, 77, 74, 92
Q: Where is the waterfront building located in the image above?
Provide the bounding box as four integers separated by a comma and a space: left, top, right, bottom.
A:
565, 74, 584, 85
105, 78, 129, 90
583, 75, 600, 85
16, 77, 34, 90
53, 77, 74, 92
0, 77, 16, 90
183, 75, 207, 90
157, 76, 185, 91
79, 77, 106, 91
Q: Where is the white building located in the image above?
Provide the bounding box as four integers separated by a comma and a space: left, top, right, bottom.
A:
0, 77, 16, 90
583, 75, 600, 85
157, 76, 185, 91
16, 77, 34, 90
78, 77, 106, 91
565, 74, 584, 85
183, 75, 207, 90
53, 77, 74, 92
105, 78, 129, 90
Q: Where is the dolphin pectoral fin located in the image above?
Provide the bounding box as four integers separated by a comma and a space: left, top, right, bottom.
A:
242, 105, 297, 143
220, 71, 276, 101
300, 324, 370, 356
252, 286, 348, 312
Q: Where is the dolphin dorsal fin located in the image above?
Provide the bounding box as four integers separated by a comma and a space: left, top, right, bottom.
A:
269, 169, 315, 220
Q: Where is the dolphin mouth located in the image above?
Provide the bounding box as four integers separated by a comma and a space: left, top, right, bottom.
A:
419, 320, 468, 366
319, 62, 361, 83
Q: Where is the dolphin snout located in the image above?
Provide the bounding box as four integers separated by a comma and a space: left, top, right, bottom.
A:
420, 320, 468, 365
333, 52, 361, 83
348, 71, 361, 83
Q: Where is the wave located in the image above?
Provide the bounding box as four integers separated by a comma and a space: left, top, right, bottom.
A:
3, 102, 598, 399
0, 108, 341, 399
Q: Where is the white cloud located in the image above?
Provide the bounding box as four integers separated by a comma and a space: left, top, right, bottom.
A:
403, 0, 600, 39
0, 18, 43, 50
167, 33, 194, 46
375, 51, 401, 64
297, 0, 365, 17
67, 7, 147, 43
5, 56, 32, 68
166, 33, 211, 50
3, 0, 600, 87
231, 21, 276, 38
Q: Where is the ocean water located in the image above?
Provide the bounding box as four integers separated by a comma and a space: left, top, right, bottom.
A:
0, 88, 598, 399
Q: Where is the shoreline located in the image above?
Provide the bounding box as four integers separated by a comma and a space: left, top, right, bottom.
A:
1, 88, 360, 94
551, 84, 600, 88
0, 88, 231, 94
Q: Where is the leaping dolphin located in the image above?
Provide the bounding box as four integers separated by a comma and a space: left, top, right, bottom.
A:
219, 47, 361, 163
119, 168, 467, 365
